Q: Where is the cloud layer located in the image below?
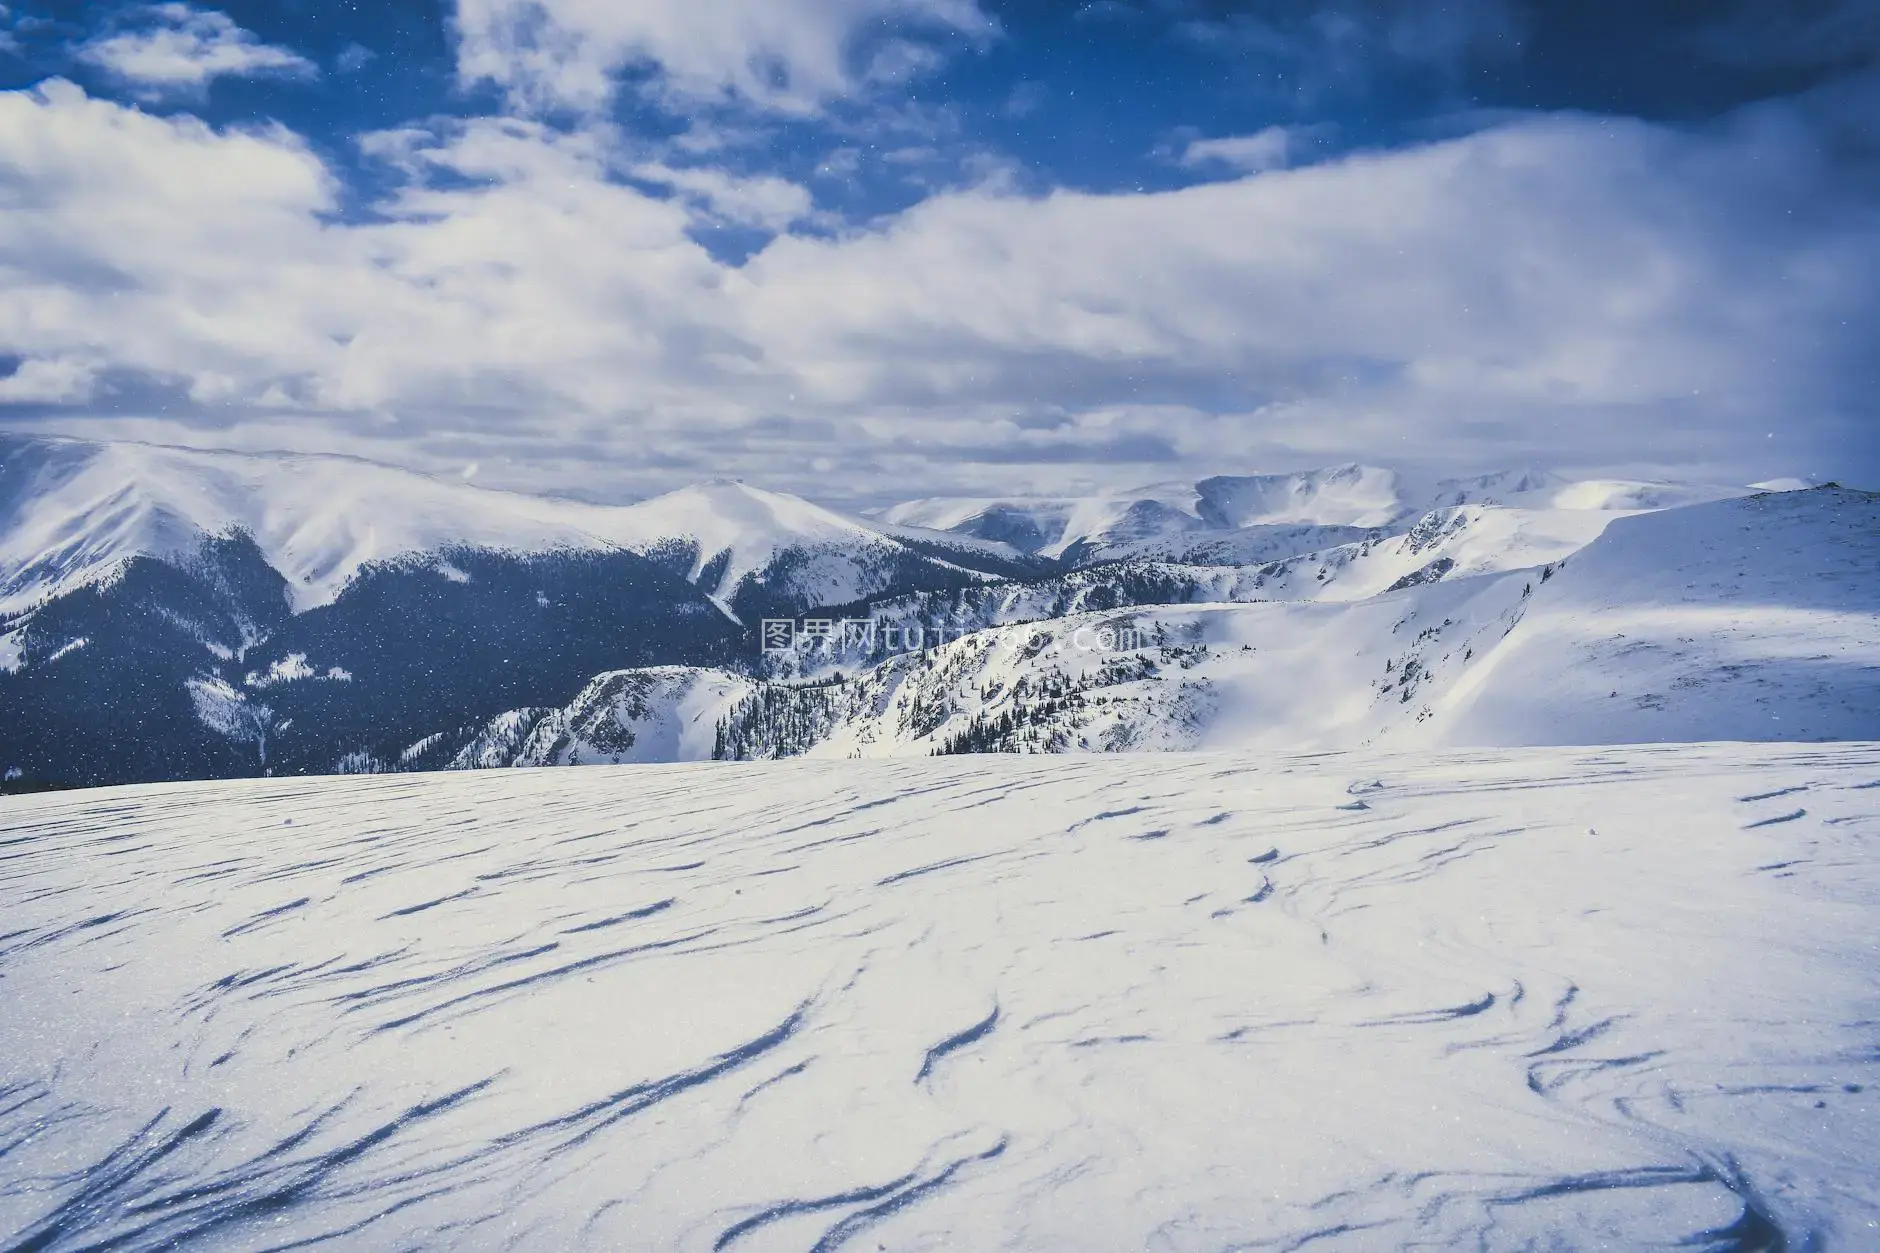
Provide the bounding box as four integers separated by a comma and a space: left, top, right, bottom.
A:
0, 2, 1874, 501
76, 3, 317, 97
454, 0, 995, 114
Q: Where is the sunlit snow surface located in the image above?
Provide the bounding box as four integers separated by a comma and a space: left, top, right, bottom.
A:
2, 747, 1877, 1250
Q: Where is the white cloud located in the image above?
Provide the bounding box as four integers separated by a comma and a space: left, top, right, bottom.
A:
629, 163, 815, 231
0, 80, 347, 397
0, 357, 99, 403
78, 5, 317, 97
815, 147, 864, 180
737, 113, 1875, 439
1178, 127, 1295, 174
452, 0, 995, 114
0, 80, 1872, 499
335, 42, 377, 75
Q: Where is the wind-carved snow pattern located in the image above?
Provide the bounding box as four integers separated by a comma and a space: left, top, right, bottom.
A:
0, 745, 1876, 1249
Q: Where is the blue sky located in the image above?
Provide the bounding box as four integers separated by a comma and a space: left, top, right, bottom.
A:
0, 0, 1875, 502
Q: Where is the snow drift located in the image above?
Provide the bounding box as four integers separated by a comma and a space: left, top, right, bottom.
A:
1, 745, 1875, 1249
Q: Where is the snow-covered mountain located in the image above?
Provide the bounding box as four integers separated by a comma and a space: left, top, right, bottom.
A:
879, 463, 1753, 566
0, 436, 1065, 788
0, 436, 1038, 621
0, 436, 1769, 627
1221, 502, 1626, 602
879, 465, 1406, 561
591, 481, 1045, 621
5, 744, 1876, 1247
441, 667, 750, 771
1194, 464, 1410, 527
447, 487, 1880, 767
0, 434, 1865, 790
0, 434, 615, 615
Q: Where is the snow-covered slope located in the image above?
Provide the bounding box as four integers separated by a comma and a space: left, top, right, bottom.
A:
1097, 522, 1381, 566
1231, 503, 1626, 602
1422, 486, 1880, 746
1427, 469, 1751, 514
446, 666, 754, 768
3, 745, 1876, 1249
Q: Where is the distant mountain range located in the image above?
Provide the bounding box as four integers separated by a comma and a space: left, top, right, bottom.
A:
0, 436, 1042, 622
873, 464, 1750, 563
0, 433, 1869, 789
430, 488, 1880, 766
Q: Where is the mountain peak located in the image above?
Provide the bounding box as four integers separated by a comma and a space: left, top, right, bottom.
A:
0, 434, 633, 614
623, 480, 871, 542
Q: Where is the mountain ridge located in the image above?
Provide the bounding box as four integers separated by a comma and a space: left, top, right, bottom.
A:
440, 488, 1880, 767
0, 434, 1043, 622
0, 433, 1867, 790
